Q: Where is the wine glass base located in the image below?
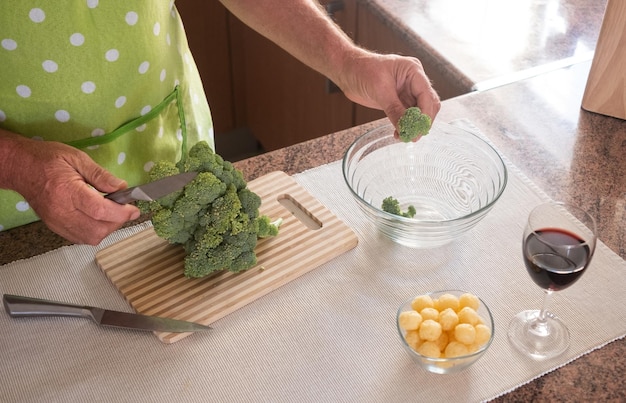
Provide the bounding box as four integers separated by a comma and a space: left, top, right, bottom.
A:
508, 310, 570, 360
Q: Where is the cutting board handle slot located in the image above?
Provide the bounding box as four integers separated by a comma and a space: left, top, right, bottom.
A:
277, 194, 322, 230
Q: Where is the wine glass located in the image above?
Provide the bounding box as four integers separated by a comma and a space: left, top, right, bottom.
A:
508, 201, 597, 360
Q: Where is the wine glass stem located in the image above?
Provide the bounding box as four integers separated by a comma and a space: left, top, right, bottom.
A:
532, 290, 553, 336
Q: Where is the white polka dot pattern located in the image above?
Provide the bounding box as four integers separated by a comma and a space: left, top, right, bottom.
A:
125, 11, 138, 26
29, 8, 46, 23
16, 201, 30, 212
138, 61, 150, 74
0, 2, 214, 231
115, 96, 127, 108
16, 85, 31, 98
55, 110, 71, 122
69, 32, 85, 46
105, 49, 119, 62
81, 81, 96, 94
42, 60, 58, 73
1, 39, 17, 50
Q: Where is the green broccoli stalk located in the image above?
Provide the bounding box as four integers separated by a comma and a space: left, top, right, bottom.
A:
397, 106, 432, 142
138, 141, 281, 278
381, 196, 416, 218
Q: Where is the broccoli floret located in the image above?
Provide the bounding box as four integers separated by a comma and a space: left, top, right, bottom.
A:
397, 107, 432, 142
381, 196, 402, 216
146, 141, 281, 278
381, 196, 416, 218
257, 216, 283, 238
137, 160, 182, 210
183, 172, 226, 206
237, 188, 262, 220
151, 209, 184, 241
183, 223, 259, 278
148, 160, 179, 181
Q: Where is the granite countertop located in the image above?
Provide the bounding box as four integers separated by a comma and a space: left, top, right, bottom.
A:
1, 4, 625, 396
248, 62, 626, 402
359, 0, 607, 91
2, 59, 622, 401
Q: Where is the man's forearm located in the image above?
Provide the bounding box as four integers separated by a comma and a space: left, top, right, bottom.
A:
219, 0, 365, 83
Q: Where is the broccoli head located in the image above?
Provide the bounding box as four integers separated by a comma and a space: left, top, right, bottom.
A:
381, 196, 416, 218
397, 107, 432, 142
143, 141, 282, 278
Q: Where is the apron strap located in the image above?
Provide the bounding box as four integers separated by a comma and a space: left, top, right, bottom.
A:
64, 86, 188, 161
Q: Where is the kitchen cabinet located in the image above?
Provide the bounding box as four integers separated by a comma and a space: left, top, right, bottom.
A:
231, 0, 358, 151
177, 0, 358, 152
177, 0, 469, 153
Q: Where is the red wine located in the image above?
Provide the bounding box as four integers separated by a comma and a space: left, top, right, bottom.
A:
523, 228, 591, 291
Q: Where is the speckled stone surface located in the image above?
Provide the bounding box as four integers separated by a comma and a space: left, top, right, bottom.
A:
438, 61, 626, 402
238, 61, 626, 403
2, 61, 623, 400
243, 62, 626, 403
1, 63, 624, 401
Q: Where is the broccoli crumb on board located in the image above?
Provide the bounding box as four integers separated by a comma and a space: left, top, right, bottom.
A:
138, 141, 282, 278
397, 107, 432, 142
381, 196, 416, 218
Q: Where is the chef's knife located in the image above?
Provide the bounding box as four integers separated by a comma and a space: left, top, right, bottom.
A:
3, 294, 211, 333
105, 171, 198, 204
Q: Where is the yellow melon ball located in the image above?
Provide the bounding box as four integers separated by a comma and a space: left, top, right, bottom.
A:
474, 324, 492, 346
438, 308, 459, 331
398, 310, 423, 331
467, 343, 482, 353
459, 293, 480, 311
454, 323, 476, 345
434, 331, 449, 352
404, 330, 423, 350
417, 341, 441, 358
436, 293, 460, 312
457, 307, 481, 326
419, 319, 443, 341
411, 294, 435, 312
444, 341, 470, 358
419, 307, 439, 321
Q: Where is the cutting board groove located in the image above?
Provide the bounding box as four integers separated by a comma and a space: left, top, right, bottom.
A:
96, 171, 358, 343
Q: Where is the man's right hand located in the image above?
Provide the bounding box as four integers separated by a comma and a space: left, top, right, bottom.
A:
0, 130, 140, 245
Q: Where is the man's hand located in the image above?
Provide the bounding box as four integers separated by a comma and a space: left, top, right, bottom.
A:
0, 131, 140, 245
336, 52, 441, 133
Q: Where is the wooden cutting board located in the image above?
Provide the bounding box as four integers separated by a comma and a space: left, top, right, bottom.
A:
96, 171, 358, 343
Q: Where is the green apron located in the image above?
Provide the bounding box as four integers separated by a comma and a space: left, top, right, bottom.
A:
0, 1, 213, 231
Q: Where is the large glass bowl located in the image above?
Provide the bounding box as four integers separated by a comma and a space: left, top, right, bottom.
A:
396, 290, 495, 375
342, 122, 507, 248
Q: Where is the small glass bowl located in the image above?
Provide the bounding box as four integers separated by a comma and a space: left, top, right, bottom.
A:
396, 290, 495, 375
342, 122, 507, 248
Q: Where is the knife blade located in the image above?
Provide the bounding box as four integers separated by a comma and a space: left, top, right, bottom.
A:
3, 294, 211, 333
105, 171, 198, 204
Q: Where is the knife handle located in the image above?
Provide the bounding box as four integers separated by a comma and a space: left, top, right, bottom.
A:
3, 294, 91, 319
